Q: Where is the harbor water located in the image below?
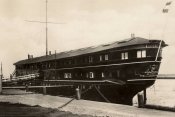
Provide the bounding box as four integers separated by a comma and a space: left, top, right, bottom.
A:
133, 79, 175, 107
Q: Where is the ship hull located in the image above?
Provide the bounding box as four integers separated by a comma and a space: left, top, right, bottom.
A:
39, 78, 155, 105
29, 61, 160, 105
12, 38, 167, 105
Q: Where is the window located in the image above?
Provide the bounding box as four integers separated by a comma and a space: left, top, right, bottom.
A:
102, 72, 105, 78
89, 72, 94, 78
99, 55, 103, 61
121, 52, 128, 60
86, 73, 89, 78
64, 73, 72, 78
105, 54, 109, 60
137, 50, 146, 58
89, 56, 93, 63
48, 63, 51, 68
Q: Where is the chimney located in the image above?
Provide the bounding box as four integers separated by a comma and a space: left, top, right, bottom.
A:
131, 33, 135, 38
28, 54, 30, 59
49, 51, 51, 55
28, 54, 34, 59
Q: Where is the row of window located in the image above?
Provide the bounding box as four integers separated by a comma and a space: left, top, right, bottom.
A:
64, 72, 110, 79
52, 50, 146, 67
17, 50, 147, 70
89, 54, 109, 63
64, 72, 95, 79
121, 50, 146, 60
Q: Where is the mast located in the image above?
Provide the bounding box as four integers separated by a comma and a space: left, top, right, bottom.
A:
46, 0, 48, 56
25, 0, 65, 56
0, 62, 3, 79
0, 62, 2, 93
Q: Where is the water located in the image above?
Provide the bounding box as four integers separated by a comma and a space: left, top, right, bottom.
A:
134, 79, 175, 107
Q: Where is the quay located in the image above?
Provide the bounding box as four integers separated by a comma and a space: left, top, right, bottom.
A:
0, 89, 175, 117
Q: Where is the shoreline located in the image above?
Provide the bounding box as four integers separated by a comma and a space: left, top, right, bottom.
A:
0, 89, 175, 117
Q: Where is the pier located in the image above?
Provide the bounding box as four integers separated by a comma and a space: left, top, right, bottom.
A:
0, 89, 175, 117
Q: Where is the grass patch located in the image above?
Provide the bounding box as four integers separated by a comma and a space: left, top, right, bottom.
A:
0, 102, 93, 117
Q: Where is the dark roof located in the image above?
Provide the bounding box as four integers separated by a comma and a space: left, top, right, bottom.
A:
14, 37, 164, 65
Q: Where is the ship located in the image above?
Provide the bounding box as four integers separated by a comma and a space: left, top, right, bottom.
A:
12, 36, 167, 105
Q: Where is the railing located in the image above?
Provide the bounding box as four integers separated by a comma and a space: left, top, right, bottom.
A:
12, 73, 40, 81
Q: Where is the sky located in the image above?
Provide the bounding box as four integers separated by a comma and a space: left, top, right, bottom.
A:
0, 0, 175, 77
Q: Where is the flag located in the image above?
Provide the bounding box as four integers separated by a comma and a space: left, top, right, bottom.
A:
162, 8, 169, 13
166, 1, 172, 6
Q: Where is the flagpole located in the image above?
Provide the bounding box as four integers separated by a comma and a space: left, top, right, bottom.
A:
0, 62, 2, 94
155, 40, 162, 61
155, 1, 173, 62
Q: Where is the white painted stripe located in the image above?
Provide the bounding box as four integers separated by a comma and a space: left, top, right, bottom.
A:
46, 61, 161, 71
127, 79, 155, 82
44, 79, 106, 83
44, 79, 123, 85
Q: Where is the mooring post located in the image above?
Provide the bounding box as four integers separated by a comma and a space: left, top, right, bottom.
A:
76, 87, 81, 100
43, 86, 47, 95
25, 84, 29, 92
137, 92, 144, 108
143, 89, 147, 105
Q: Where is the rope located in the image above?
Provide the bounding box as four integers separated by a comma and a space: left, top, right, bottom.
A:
58, 97, 76, 109
57, 86, 92, 109
94, 85, 110, 103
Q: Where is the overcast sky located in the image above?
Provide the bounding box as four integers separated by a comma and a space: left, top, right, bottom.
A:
0, 0, 175, 77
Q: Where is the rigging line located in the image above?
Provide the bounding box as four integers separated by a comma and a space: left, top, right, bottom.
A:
147, 2, 166, 38
161, 13, 170, 39
161, 1, 173, 39
58, 97, 76, 109
24, 20, 65, 24
94, 85, 110, 103
155, 1, 173, 61
58, 86, 92, 109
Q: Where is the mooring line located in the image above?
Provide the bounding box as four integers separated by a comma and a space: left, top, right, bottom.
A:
58, 97, 76, 109
57, 86, 92, 109
94, 85, 110, 103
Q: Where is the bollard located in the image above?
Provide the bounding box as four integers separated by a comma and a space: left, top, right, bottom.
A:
143, 89, 147, 105
76, 88, 81, 100
25, 84, 29, 92
137, 92, 144, 108
43, 87, 47, 95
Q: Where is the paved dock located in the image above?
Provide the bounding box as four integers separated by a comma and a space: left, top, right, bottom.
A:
0, 89, 175, 117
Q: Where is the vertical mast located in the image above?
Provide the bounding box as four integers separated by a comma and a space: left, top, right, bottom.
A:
0, 62, 2, 78
46, 0, 48, 56
25, 0, 65, 56
0, 62, 2, 93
